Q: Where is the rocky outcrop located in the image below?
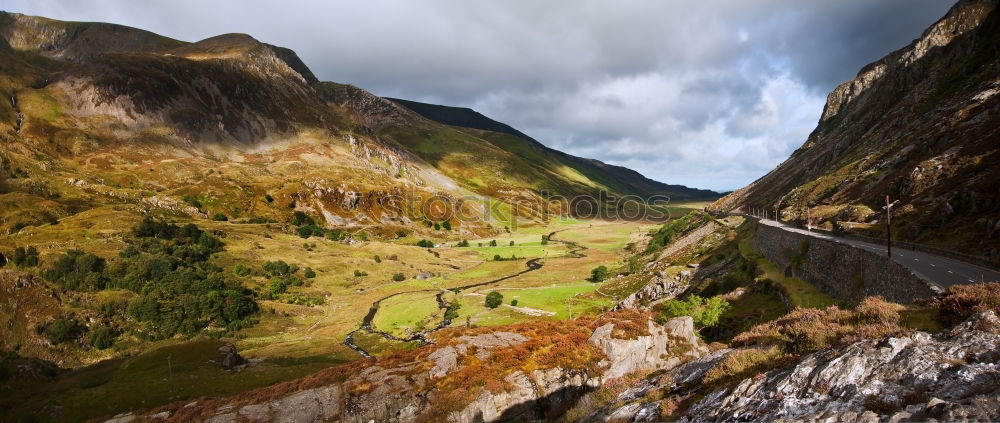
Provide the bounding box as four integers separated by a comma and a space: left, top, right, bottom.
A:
598, 311, 1000, 423
613, 274, 687, 310
590, 317, 707, 381
112, 318, 707, 423
216, 343, 245, 371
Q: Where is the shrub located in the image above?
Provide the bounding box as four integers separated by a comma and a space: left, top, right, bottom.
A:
416, 239, 434, 248
374, 255, 382, 263
303, 267, 316, 278
489, 240, 497, 247
212, 213, 228, 221
930, 282, 1000, 326
12, 246, 39, 267
541, 235, 549, 245
509, 241, 515, 246
456, 240, 470, 247
659, 295, 731, 328
494, 254, 502, 261
433, 223, 441, 231
392, 273, 406, 282
43, 250, 108, 291
442, 221, 452, 231
589, 265, 610, 282
89, 326, 116, 350
292, 211, 315, 226
263, 194, 274, 204
511, 299, 519, 306
354, 269, 368, 277
233, 263, 251, 277
444, 301, 461, 321
263, 260, 292, 276
485, 291, 503, 308
43, 317, 83, 344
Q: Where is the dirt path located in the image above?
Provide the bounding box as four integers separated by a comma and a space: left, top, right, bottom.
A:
343, 230, 586, 358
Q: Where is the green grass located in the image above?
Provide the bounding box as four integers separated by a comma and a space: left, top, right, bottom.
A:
372, 291, 444, 336
738, 230, 838, 309
4, 340, 346, 423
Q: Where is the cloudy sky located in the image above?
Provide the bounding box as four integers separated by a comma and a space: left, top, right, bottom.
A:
8, 0, 953, 191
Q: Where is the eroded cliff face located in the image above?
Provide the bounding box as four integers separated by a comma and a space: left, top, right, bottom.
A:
589, 310, 1000, 423
714, 0, 1000, 259
101, 315, 706, 423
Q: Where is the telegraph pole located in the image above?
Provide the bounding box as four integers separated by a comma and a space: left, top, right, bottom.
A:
883, 195, 898, 258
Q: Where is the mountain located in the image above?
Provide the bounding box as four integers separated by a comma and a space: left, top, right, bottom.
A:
0, 11, 716, 239
387, 97, 720, 202
713, 0, 1000, 260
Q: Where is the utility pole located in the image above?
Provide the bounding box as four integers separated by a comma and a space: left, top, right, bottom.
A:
883, 195, 898, 258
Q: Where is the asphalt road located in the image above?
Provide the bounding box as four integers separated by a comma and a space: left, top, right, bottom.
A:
757, 218, 1000, 289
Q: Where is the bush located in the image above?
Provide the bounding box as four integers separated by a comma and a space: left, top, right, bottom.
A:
43, 317, 83, 344
444, 301, 461, 321
489, 240, 497, 247
589, 265, 610, 282
442, 221, 452, 231
263, 194, 274, 204
494, 254, 502, 261
509, 241, 515, 246
354, 269, 368, 277
292, 211, 315, 226
930, 282, 1000, 326
43, 250, 108, 291
485, 291, 503, 308
212, 213, 228, 221
660, 295, 731, 328
12, 246, 39, 267
89, 326, 116, 350
392, 273, 406, 282
511, 299, 519, 307
456, 240, 470, 247
541, 235, 549, 245
303, 267, 316, 278
416, 239, 435, 248
374, 255, 382, 263
233, 263, 251, 277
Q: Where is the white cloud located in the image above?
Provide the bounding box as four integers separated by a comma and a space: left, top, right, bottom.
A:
6, 0, 953, 191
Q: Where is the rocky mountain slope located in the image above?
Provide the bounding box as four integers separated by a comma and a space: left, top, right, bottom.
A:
0, 10, 714, 240
713, 0, 1000, 260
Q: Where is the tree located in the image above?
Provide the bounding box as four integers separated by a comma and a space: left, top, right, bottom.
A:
494, 254, 502, 261
442, 221, 452, 231
212, 213, 228, 221
233, 263, 251, 277
489, 240, 497, 247
456, 240, 469, 247
485, 291, 503, 308
433, 222, 441, 231
417, 239, 435, 248
89, 326, 115, 350
373, 255, 382, 263
541, 235, 549, 245
354, 269, 368, 277
511, 299, 519, 306
392, 273, 406, 282
660, 295, 730, 328
303, 267, 316, 278
43, 317, 83, 344
509, 241, 515, 246
589, 265, 610, 282
444, 301, 461, 321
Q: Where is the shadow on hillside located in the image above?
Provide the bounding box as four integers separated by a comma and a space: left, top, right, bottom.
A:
468, 384, 596, 423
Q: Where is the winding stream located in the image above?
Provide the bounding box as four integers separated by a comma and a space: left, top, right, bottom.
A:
343, 230, 586, 358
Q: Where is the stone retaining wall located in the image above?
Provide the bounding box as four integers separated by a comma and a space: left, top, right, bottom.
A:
752, 222, 940, 304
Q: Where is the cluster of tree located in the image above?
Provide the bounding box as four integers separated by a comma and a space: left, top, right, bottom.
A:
43, 218, 259, 342
421, 219, 453, 231
392, 272, 407, 282
493, 254, 521, 262
8, 246, 39, 267
444, 301, 461, 321
659, 294, 730, 328
589, 265, 610, 282
261, 260, 308, 299
485, 291, 504, 308
416, 239, 435, 248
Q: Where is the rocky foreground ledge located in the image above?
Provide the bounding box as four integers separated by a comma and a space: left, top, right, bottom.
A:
104, 312, 706, 423
590, 310, 1000, 422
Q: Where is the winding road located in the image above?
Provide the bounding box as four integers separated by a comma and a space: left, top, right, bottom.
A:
755, 217, 1000, 289
344, 230, 586, 358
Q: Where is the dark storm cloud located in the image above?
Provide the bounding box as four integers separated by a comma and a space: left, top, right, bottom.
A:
7, 0, 954, 191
